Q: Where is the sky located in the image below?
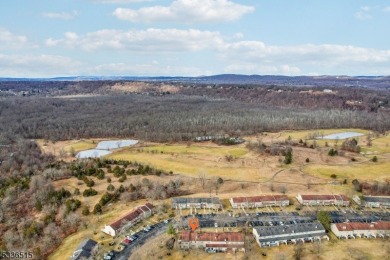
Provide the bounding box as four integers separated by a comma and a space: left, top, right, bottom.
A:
0, 0, 390, 77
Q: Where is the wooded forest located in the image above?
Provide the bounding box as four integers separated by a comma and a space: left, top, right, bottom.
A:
0, 82, 390, 142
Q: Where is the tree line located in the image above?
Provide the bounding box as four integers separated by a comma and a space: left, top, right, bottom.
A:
1, 94, 389, 143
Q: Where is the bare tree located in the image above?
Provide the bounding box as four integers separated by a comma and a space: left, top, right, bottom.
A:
198, 172, 206, 190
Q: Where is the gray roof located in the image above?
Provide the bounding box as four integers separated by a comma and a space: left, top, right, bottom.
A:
172, 197, 220, 204
363, 196, 390, 203
71, 239, 97, 260
254, 222, 326, 243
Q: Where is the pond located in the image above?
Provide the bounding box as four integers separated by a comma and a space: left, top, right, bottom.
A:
318, 132, 364, 140
96, 140, 139, 150
76, 149, 112, 159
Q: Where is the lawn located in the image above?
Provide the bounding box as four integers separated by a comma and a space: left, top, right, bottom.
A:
303, 160, 390, 181
361, 134, 390, 154
143, 144, 248, 157
63, 140, 97, 153
106, 149, 267, 181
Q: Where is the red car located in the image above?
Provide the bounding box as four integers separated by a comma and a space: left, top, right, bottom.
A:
121, 238, 131, 246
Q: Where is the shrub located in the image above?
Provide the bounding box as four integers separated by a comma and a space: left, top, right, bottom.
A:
107, 184, 115, 191
118, 175, 127, 183
328, 148, 338, 156
83, 188, 98, 197
93, 204, 102, 214
82, 206, 90, 216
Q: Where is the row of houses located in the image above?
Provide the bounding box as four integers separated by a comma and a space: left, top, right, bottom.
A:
179, 222, 329, 252
230, 195, 289, 208
172, 194, 354, 210
179, 231, 245, 253
253, 221, 329, 247
172, 197, 222, 209
353, 195, 390, 208
296, 194, 350, 206
331, 221, 390, 239
102, 203, 153, 237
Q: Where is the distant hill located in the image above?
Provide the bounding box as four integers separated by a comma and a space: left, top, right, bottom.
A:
0, 74, 389, 88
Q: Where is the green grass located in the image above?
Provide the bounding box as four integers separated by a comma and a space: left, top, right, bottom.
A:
64, 140, 97, 153
303, 161, 390, 181
143, 144, 248, 157
106, 149, 263, 181
361, 134, 390, 154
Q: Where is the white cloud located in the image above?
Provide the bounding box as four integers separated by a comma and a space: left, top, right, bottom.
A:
355, 11, 371, 20
91, 62, 211, 76
0, 53, 82, 77
224, 63, 301, 76
0, 28, 28, 49
220, 41, 390, 75
42, 11, 78, 20
354, 6, 373, 20
113, 0, 254, 23
45, 27, 390, 75
46, 28, 224, 52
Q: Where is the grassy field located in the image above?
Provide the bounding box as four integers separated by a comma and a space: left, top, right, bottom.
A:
63, 140, 97, 153
106, 144, 267, 181
361, 134, 390, 154
303, 160, 390, 181
36, 139, 98, 157
143, 144, 248, 157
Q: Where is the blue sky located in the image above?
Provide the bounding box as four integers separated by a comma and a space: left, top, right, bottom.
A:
0, 0, 390, 77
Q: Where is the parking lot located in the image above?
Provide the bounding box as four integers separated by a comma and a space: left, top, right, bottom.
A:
104, 220, 170, 260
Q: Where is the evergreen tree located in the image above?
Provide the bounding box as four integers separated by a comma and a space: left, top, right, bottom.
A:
284, 148, 293, 164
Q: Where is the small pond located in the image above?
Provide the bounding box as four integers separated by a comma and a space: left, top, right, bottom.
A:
76, 149, 112, 159
96, 140, 139, 150
318, 132, 364, 140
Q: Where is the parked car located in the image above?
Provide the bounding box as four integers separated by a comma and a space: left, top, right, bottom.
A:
121, 239, 131, 246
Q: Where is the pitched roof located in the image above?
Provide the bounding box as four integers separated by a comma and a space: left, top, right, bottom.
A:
109, 203, 153, 230
172, 197, 220, 204
205, 244, 245, 248
231, 195, 289, 203
363, 196, 390, 203
333, 221, 390, 232
299, 194, 349, 201
253, 221, 326, 243
180, 231, 244, 243
71, 239, 97, 260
